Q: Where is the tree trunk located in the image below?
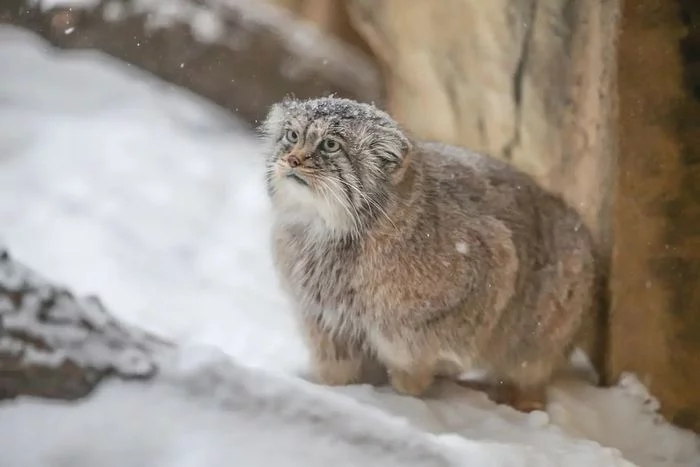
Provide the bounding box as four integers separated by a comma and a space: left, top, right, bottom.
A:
0, 0, 383, 127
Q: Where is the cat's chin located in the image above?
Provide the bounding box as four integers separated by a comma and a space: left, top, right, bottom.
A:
286, 173, 309, 187
271, 178, 359, 234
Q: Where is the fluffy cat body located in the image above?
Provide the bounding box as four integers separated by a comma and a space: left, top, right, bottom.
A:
262, 96, 596, 411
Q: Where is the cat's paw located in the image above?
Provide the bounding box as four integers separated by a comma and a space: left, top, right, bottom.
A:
388, 368, 434, 397
314, 358, 363, 386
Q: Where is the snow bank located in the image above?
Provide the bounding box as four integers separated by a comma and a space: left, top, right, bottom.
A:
0, 25, 698, 467
0, 345, 634, 467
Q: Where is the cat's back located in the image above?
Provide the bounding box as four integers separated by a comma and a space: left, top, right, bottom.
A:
416, 141, 588, 265
417, 141, 546, 223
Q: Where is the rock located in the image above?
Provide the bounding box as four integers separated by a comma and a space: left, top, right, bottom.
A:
265, 0, 374, 57
0, 246, 169, 400
0, 0, 383, 126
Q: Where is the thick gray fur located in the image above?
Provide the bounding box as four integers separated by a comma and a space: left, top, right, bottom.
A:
261, 96, 596, 407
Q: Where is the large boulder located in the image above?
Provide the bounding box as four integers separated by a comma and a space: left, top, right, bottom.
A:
0, 0, 383, 126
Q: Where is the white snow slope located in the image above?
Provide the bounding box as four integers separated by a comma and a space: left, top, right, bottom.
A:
0, 25, 698, 467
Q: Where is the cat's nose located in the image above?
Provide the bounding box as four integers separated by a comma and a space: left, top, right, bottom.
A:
287, 155, 301, 168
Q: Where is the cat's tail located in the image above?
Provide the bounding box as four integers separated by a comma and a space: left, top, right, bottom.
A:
571, 233, 610, 387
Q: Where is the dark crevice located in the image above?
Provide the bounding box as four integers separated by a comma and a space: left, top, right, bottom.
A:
502, 0, 538, 160
677, 0, 700, 175
512, 3, 536, 110
679, 0, 700, 103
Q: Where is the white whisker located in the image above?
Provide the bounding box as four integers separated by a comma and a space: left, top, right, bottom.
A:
318, 177, 365, 241
323, 173, 397, 232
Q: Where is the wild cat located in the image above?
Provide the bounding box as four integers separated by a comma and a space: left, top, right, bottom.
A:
261, 96, 596, 412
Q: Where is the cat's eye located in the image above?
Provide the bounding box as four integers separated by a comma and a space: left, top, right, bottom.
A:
285, 129, 299, 143
320, 138, 340, 153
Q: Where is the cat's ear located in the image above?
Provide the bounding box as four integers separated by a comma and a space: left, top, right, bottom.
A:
259, 102, 287, 140
371, 126, 413, 172
280, 94, 297, 108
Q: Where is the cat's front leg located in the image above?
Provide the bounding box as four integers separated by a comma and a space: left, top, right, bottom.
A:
300, 313, 367, 386
371, 332, 437, 397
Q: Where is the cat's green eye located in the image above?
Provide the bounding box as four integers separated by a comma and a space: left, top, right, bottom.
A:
285, 129, 299, 143
320, 138, 340, 153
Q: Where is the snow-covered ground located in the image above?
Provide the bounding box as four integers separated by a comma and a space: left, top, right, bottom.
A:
0, 25, 698, 467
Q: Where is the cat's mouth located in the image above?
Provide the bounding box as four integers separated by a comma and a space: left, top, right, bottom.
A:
286, 172, 309, 187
